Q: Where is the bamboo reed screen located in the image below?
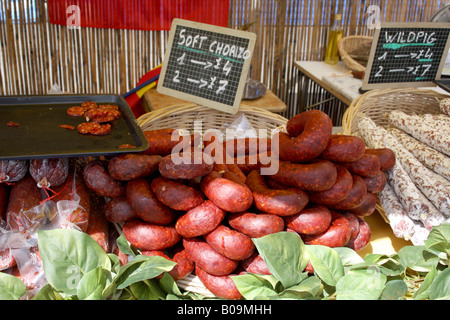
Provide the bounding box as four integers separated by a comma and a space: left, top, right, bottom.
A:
0, 0, 448, 120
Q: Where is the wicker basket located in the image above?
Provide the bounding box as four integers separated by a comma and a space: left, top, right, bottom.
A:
342, 88, 449, 222
338, 35, 373, 73
137, 103, 289, 296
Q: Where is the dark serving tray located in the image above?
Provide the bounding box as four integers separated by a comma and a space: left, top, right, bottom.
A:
0, 94, 149, 160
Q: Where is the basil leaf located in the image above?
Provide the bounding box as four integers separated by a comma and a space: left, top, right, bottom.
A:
306, 245, 344, 286
398, 245, 438, 272
252, 232, 308, 288
37, 229, 111, 295
379, 280, 407, 300
336, 270, 386, 300
429, 268, 450, 300
77, 267, 109, 300
232, 274, 277, 299
0, 272, 26, 300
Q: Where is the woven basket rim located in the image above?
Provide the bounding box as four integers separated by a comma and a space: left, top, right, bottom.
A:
338, 35, 373, 72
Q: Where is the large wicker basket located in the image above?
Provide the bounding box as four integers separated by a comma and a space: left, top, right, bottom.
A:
342, 88, 449, 223
338, 35, 373, 73
137, 103, 289, 297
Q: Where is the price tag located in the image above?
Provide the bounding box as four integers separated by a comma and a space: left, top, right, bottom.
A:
362, 22, 450, 90
157, 19, 257, 114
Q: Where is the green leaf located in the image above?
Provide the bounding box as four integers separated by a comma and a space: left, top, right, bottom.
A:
414, 267, 438, 300
117, 255, 176, 289
158, 273, 184, 297
32, 283, 64, 300
333, 247, 364, 266
37, 229, 111, 295
232, 274, 278, 299
116, 233, 136, 256
0, 272, 27, 300
279, 276, 323, 299
379, 280, 407, 300
77, 267, 109, 300
429, 268, 450, 300
252, 232, 308, 288
425, 223, 450, 249
398, 245, 438, 272
336, 270, 387, 300
306, 245, 344, 287
129, 279, 166, 300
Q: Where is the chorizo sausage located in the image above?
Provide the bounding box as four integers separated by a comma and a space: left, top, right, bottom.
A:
6, 174, 44, 232
284, 205, 332, 235
83, 161, 125, 198
122, 220, 181, 251
195, 265, 242, 300
104, 196, 137, 223
346, 217, 371, 252
0, 160, 28, 184
108, 154, 162, 181
170, 248, 194, 281
159, 152, 213, 180
245, 170, 309, 216
349, 192, 378, 217
240, 253, 271, 275
341, 212, 360, 240
175, 200, 226, 238
363, 170, 387, 193
29, 158, 69, 189
276, 110, 333, 163
301, 212, 352, 247
269, 159, 337, 192
200, 170, 253, 213
364, 148, 396, 172
126, 179, 176, 225
308, 163, 352, 205
142, 130, 200, 156
204, 224, 255, 260
150, 176, 204, 211
183, 237, 238, 276
52, 172, 91, 232
340, 154, 381, 177
330, 175, 367, 211
320, 135, 366, 163
86, 195, 109, 252
228, 211, 284, 238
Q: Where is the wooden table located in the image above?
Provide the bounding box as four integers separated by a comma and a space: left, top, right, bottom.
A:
142, 88, 287, 113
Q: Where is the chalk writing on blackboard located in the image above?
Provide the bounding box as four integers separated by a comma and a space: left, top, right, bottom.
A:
158, 19, 256, 114
362, 23, 450, 90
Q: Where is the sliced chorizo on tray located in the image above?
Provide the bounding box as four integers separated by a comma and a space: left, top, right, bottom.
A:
245, 169, 308, 216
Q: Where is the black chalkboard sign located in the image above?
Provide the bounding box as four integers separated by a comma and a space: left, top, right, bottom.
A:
157, 19, 256, 114
362, 22, 450, 90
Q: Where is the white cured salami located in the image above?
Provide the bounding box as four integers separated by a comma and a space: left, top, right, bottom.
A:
418, 114, 450, 135
388, 127, 450, 182
378, 128, 450, 216
378, 183, 415, 241
409, 222, 430, 246
387, 110, 450, 156
357, 117, 445, 229
440, 98, 450, 116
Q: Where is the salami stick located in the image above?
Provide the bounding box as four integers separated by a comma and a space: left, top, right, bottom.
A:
439, 98, 450, 116
387, 110, 450, 156
378, 127, 450, 216
388, 127, 450, 182
378, 183, 415, 241
418, 114, 450, 135
357, 117, 444, 229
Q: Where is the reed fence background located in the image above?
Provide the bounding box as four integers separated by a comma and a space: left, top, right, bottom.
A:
1, 0, 448, 121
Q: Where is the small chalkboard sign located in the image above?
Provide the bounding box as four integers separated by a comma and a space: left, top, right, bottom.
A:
362, 22, 450, 90
157, 19, 257, 114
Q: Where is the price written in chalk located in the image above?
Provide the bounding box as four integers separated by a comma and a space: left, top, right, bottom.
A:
158, 19, 256, 114
362, 23, 450, 90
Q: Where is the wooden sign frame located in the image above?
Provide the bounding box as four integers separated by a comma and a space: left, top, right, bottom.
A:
362, 22, 450, 90
157, 18, 257, 114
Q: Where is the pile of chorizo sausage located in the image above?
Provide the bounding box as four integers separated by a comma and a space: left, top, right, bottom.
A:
0, 109, 396, 299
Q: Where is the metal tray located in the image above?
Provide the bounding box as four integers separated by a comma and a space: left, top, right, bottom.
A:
0, 94, 149, 160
